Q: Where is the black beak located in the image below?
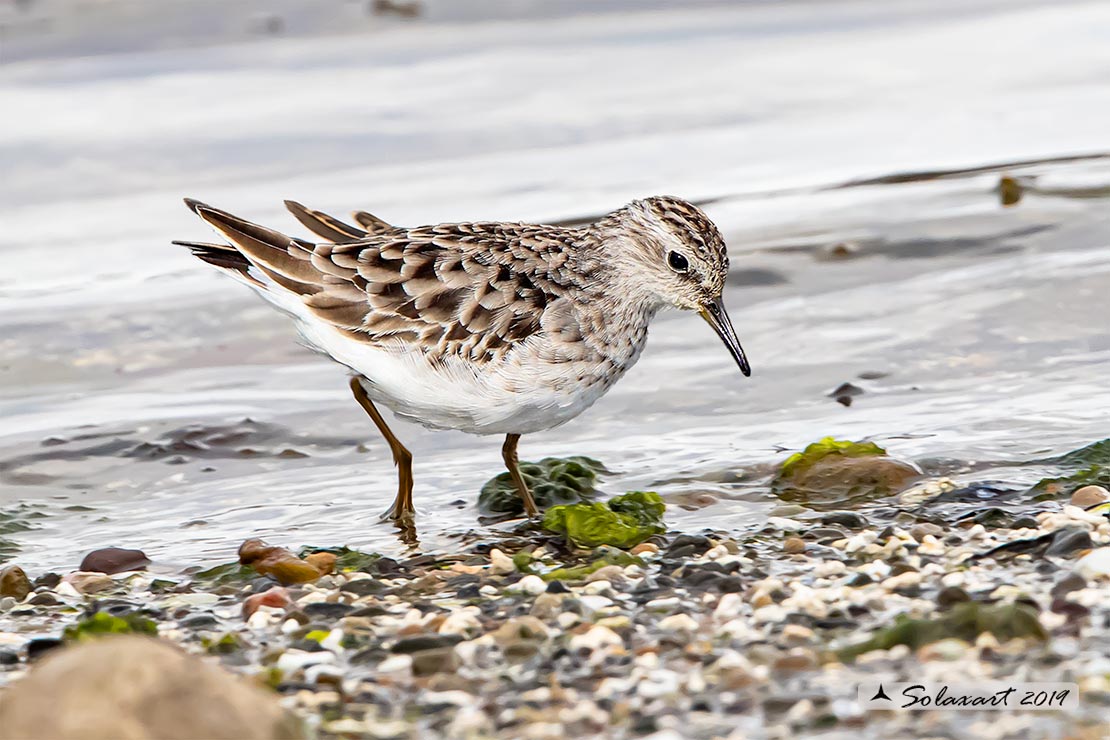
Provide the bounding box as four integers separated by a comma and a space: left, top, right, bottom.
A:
699, 297, 751, 377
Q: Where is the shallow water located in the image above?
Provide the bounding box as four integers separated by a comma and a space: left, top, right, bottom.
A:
2, 0, 1109, 571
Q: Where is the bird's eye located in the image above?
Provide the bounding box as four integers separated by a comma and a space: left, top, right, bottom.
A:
667, 251, 689, 273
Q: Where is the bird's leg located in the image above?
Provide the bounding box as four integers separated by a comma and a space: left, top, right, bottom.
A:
501, 433, 539, 518
348, 377, 415, 522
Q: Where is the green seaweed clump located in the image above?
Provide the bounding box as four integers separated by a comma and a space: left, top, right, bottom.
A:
203, 632, 245, 655
838, 601, 1046, 661
541, 549, 645, 582
778, 437, 887, 479
64, 611, 158, 643
296, 546, 380, 573
191, 561, 257, 587
1032, 465, 1110, 500
542, 491, 665, 549
772, 437, 918, 509
479, 456, 607, 516
1030, 438, 1110, 500
1047, 438, 1110, 467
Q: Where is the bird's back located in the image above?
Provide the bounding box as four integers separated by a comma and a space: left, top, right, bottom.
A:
178, 201, 654, 435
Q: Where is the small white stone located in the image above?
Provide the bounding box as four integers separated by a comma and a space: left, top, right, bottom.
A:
478, 584, 499, 597
556, 612, 579, 629
376, 653, 413, 675
245, 609, 275, 630
569, 624, 622, 652
439, 607, 483, 635
658, 613, 699, 633
578, 594, 613, 613
276, 649, 336, 674
1077, 547, 1110, 580
638, 669, 680, 699
582, 580, 611, 595
320, 628, 345, 652
280, 619, 301, 635
516, 575, 546, 595
489, 548, 515, 575
714, 593, 745, 620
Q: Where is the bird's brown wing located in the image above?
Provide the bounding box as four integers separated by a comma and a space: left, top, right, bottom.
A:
183, 201, 577, 365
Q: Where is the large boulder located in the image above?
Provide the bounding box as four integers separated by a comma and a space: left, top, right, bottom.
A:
0, 636, 302, 740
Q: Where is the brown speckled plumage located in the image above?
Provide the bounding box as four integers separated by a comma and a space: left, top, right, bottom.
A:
175, 194, 748, 521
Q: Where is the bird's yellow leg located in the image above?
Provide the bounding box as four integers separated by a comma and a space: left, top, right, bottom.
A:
501, 433, 539, 518
348, 377, 415, 522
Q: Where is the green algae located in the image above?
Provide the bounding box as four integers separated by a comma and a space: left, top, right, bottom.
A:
191, 561, 257, 587
542, 491, 665, 549
64, 611, 158, 642
778, 437, 887, 480
838, 601, 1047, 661
772, 437, 918, 508
296, 546, 380, 573
1029, 438, 1110, 500
541, 549, 645, 582
479, 456, 607, 516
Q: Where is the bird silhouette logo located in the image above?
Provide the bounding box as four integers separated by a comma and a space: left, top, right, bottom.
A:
870, 684, 893, 702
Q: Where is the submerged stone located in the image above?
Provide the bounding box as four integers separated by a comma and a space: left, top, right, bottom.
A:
479, 456, 607, 516
772, 437, 919, 509
542, 491, 665, 549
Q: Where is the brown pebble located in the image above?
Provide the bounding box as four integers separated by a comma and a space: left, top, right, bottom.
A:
238, 538, 322, 585
78, 547, 150, 575
1070, 485, 1109, 509
772, 647, 818, 673
304, 552, 336, 575
0, 566, 31, 601
631, 542, 659, 556
909, 523, 944, 542
783, 537, 806, 554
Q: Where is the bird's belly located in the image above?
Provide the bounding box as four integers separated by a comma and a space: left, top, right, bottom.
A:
296, 317, 616, 436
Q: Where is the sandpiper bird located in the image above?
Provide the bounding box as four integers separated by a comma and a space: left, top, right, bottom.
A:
175, 196, 750, 522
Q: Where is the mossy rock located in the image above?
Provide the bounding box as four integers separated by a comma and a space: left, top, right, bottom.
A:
772, 437, 919, 509
542, 491, 665, 549
838, 601, 1046, 661
479, 456, 607, 516
64, 611, 158, 643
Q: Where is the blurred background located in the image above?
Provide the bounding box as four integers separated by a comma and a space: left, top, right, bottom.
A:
2, 0, 1109, 566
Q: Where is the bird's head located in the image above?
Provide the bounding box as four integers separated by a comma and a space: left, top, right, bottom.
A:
596, 195, 750, 377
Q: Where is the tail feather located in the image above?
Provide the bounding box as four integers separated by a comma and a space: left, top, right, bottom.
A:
185, 199, 323, 294
352, 210, 393, 234
284, 200, 368, 243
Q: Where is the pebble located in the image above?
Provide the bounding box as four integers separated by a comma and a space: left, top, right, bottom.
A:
516, 575, 547, 595
631, 542, 659, 556
489, 549, 515, 575
78, 547, 151, 575
276, 649, 337, 674
658, 614, 699, 633
242, 586, 290, 618
569, 625, 622, 652
1076, 547, 1110, 580
783, 537, 806, 554
64, 572, 115, 595
0, 566, 31, 601
919, 532, 945, 554
1070, 485, 1110, 509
